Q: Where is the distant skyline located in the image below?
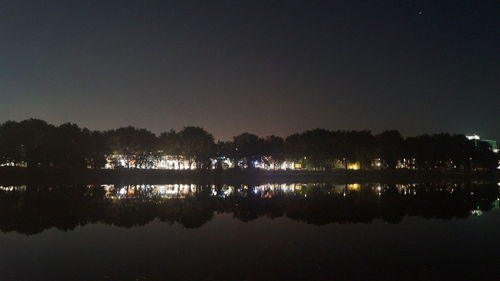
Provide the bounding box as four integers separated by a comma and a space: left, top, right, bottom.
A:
0, 0, 498, 141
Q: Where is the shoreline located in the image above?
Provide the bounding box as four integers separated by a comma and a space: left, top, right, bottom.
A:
0, 167, 498, 185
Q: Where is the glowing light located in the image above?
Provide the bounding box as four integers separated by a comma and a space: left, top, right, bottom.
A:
471, 209, 482, 216
466, 134, 480, 140
347, 183, 361, 191
347, 162, 360, 170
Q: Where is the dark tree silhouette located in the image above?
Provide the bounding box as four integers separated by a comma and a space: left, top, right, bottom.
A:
177, 126, 215, 169
231, 133, 264, 168
0, 119, 498, 172
107, 126, 159, 168
376, 130, 404, 169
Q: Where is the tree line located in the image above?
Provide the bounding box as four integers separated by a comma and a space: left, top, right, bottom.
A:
0, 119, 497, 171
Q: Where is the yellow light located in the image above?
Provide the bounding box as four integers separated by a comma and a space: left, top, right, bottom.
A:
347, 162, 360, 170
347, 184, 360, 191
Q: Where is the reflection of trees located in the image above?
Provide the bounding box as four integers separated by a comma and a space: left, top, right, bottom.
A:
158, 193, 216, 228
0, 185, 108, 235
0, 182, 498, 235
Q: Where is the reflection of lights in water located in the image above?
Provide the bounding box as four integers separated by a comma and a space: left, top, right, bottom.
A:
98, 182, 496, 202
221, 185, 234, 196
99, 183, 306, 198
249, 184, 303, 198
471, 209, 482, 216
0, 185, 27, 192
103, 184, 199, 199
253, 184, 298, 193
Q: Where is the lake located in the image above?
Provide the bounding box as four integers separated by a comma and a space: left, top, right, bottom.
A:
0, 181, 499, 280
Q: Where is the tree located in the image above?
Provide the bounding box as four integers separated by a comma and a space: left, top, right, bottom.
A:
261, 135, 285, 168
17, 119, 56, 168
51, 123, 88, 168
85, 130, 110, 169
108, 127, 158, 168
0, 121, 24, 166
214, 141, 235, 169
232, 133, 263, 168
286, 129, 337, 170
376, 130, 404, 169
158, 130, 182, 156
348, 130, 375, 170
177, 126, 215, 169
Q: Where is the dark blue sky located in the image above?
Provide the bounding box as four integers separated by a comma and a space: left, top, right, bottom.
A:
0, 0, 498, 140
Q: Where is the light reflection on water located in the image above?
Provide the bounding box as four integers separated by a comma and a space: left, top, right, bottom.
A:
0, 185, 26, 192
0, 181, 499, 235
98, 182, 498, 201
1, 181, 500, 280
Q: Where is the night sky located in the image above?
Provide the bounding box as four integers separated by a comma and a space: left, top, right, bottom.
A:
0, 0, 498, 141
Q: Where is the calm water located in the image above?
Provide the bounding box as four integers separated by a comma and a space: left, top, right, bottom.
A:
1, 181, 500, 281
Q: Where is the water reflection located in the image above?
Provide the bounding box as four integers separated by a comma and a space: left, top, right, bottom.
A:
0, 182, 499, 235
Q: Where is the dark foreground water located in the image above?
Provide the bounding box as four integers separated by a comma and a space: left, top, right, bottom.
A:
0, 181, 499, 281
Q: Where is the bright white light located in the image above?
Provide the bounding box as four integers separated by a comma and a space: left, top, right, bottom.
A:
466, 134, 480, 140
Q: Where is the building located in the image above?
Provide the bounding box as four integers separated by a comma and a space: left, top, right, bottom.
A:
466, 134, 499, 153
